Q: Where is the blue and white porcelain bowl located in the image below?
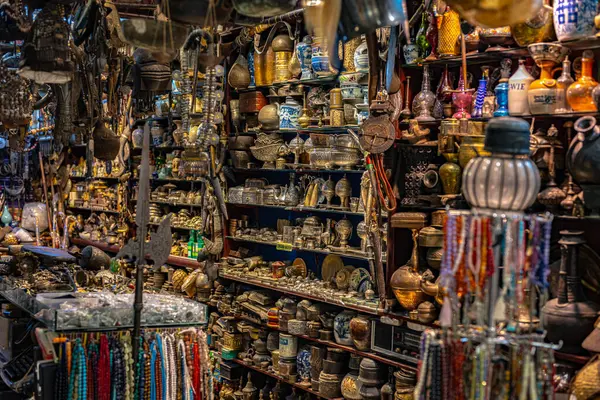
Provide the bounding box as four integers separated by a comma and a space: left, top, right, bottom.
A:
312, 55, 332, 76
341, 83, 364, 100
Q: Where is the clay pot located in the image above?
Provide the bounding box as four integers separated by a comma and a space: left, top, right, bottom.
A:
349, 315, 371, 350
80, 246, 111, 271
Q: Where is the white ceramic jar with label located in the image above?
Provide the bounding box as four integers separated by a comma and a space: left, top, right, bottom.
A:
508, 60, 534, 116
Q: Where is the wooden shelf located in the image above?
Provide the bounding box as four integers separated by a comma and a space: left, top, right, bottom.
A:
67, 206, 120, 215
69, 176, 121, 181
220, 272, 438, 329
226, 236, 374, 262
231, 359, 343, 400
220, 272, 380, 315
232, 168, 365, 174
554, 351, 592, 365
227, 202, 376, 218
70, 237, 201, 269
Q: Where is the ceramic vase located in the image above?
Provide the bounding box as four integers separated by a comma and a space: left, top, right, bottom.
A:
334, 310, 357, 346
349, 315, 371, 350
341, 355, 362, 400
527, 42, 569, 114
508, 60, 535, 116
279, 96, 301, 129
1, 205, 12, 227
553, 0, 597, 42
132, 126, 144, 149
402, 43, 419, 65
296, 347, 312, 385
298, 36, 314, 80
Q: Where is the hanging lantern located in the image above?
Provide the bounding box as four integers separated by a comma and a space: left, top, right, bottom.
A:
462, 117, 540, 211
18, 4, 74, 84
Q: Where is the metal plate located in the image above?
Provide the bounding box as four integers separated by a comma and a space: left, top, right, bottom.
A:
360, 115, 395, 154
321, 254, 344, 283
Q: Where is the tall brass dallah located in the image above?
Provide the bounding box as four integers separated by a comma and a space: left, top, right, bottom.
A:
390, 229, 429, 311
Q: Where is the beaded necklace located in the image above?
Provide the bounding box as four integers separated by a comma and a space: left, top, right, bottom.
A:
68, 339, 87, 400
56, 342, 68, 400
144, 341, 151, 400
150, 340, 158, 400
99, 335, 111, 400
156, 334, 166, 400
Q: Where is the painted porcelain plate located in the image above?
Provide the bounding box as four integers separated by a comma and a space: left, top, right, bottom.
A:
349, 267, 371, 292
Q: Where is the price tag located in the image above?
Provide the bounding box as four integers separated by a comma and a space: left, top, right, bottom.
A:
276, 242, 293, 252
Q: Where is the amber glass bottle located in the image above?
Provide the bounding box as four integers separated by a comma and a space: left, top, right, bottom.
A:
567, 51, 598, 112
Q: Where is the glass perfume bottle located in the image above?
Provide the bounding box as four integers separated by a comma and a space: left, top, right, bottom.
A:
472, 66, 490, 118
508, 59, 534, 116
425, 9, 439, 60
494, 59, 512, 117
2, 205, 13, 227
567, 50, 598, 112
415, 7, 431, 61
556, 56, 574, 113
452, 67, 475, 119
412, 65, 436, 121
437, 66, 454, 117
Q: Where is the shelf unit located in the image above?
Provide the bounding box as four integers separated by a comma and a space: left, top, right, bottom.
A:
221, 271, 380, 315
220, 271, 439, 329
236, 315, 418, 370
231, 359, 343, 400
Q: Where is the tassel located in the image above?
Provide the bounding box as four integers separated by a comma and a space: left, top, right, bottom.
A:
440, 297, 452, 328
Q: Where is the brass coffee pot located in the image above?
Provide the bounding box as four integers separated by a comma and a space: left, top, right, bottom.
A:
390, 229, 431, 311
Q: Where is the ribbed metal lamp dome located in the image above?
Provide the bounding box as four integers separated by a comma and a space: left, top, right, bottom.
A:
462, 117, 541, 211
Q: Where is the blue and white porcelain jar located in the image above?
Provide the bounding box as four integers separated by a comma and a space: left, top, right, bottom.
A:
296, 347, 312, 384
298, 36, 314, 80
333, 310, 357, 346
553, 0, 597, 42
279, 96, 301, 130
